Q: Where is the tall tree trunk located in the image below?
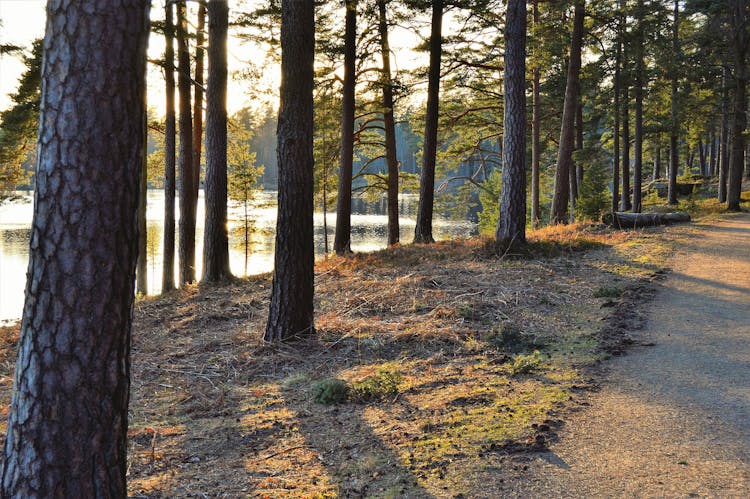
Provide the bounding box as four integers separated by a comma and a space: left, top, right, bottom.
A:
575, 93, 584, 188
163, 1, 177, 292
612, 26, 621, 214
193, 4, 206, 200
496, 0, 527, 246
378, 0, 400, 245
531, 0, 541, 228
264, 0, 315, 342
551, 0, 584, 224
709, 126, 717, 176
0, 2, 149, 494
632, 0, 644, 213
414, 0, 443, 242
719, 66, 730, 203
334, 0, 357, 254
667, 0, 679, 205
202, 0, 232, 282
177, 2, 196, 285
698, 138, 707, 176
137, 104, 148, 294
569, 83, 579, 216
727, 0, 748, 211
621, 83, 632, 211
653, 144, 661, 181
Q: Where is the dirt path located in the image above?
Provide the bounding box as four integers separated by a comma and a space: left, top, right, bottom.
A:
508, 214, 750, 497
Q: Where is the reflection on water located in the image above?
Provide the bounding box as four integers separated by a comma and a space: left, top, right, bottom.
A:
0, 190, 474, 323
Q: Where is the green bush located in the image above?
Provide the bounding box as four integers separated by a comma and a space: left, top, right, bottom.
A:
508, 350, 544, 375
350, 369, 402, 402
311, 378, 349, 405
575, 161, 610, 222
593, 285, 624, 298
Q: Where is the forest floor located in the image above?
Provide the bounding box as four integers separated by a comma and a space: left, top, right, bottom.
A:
0, 195, 746, 497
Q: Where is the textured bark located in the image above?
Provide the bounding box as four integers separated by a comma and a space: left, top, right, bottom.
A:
727, 0, 748, 211
334, 0, 356, 254
202, 0, 232, 282
496, 0, 526, 247
163, 2, 177, 293
193, 4, 206, 198
137, 104, 148, 295
621, 83, 632, 211
414, 0, 443, 242
575, 96, 584, 189
550, 0, 584, 224
531, 1, 541, 229
378, 0, 400, 246
264, 0, 315, 342
0, 1, 149, 495
667, 0, 679, 206
177, 2, 196, 285
698, 139, 707, 176
719, 67, 729, 203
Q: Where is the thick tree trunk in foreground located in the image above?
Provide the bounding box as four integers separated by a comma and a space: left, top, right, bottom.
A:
264, 0, 315, 342
177, 2, 196, 285
334, 0, 357, 254
496, 0, 526, 247
414, 0, 443, 242
0, 1, 149, 495
727, 0, 749, 211
378, 0, 400, 245
163, 2, 177, 292
202, 0, 232, 282
612, 30, 621, 215
551, 0, 584, 224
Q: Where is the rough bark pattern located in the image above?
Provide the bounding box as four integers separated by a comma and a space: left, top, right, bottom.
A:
378, 0, 400, 246
0, 1, 149, 495
633, 0, 644, 213
653, 145, 661, 181
202, 0, 232, 282
496, 0, 526, 246
193, 4, 206, 198
531, 1, 541, 229
163, 2, 177, 293
727, 0, 748, 211
177, 2, 196, 285
668, 0, 679, 206
414, 0, 443, 242
551, 0, 584, 224
334, 0, 356, 254
709, 127, 717, 177
264, 0, 315, 342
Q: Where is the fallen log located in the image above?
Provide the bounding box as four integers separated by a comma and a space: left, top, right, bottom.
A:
602, 211, 691, 229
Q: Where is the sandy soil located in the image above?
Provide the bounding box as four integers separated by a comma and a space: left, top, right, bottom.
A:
504, 214, 750, 497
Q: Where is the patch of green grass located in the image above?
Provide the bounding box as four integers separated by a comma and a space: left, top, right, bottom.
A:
350, 368, 402, 402
508, 350, 544, 376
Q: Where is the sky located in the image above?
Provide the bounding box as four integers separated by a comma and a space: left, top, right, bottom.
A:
0, 0, 429, 117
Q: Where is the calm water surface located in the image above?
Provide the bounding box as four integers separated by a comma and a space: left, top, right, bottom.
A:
0, 190, 474, 323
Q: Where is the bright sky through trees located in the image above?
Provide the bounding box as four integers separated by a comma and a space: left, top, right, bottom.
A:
0, 0, 428, 115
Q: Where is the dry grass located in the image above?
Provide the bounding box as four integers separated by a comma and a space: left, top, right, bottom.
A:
0, 222, 684, 497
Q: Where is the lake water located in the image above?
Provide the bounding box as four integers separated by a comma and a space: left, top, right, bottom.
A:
0, 190, 475, 324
